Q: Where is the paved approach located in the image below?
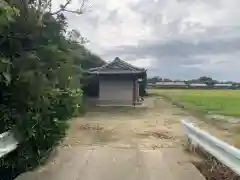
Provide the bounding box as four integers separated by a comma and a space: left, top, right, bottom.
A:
16, 98, 206, 180
16, 146, 205, 180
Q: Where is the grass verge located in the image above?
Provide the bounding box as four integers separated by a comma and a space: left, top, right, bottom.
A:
148, 89, 240, 147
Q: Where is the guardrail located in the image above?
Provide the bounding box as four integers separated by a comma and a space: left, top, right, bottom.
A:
0, 131, 19, 158
181, 120, 240, 175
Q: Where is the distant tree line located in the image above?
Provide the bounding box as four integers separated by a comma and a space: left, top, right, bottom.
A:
148, 76, 239, 86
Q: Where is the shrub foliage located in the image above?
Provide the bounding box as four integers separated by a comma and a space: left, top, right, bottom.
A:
0, 0, 104, 174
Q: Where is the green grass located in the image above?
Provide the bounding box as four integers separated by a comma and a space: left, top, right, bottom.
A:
150, 89, 240, 117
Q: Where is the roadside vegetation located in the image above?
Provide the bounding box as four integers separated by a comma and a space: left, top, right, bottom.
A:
0, 0, 105, 178
149, 89, 240, 147
185, 139, 240, 180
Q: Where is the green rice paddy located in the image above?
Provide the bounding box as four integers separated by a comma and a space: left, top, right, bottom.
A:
151, 89, 240, 117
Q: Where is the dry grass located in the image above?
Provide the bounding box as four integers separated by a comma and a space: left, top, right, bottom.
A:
138, 130, 175, 140
185, 139, 240, 180
79, 123, 104, 131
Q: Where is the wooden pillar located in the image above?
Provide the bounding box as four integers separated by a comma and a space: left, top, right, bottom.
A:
132, 78, 136, 107
136, 80, 139, 99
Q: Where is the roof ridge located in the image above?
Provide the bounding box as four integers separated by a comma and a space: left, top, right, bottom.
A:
113, 57, 145, 71
88, 57, 146, 74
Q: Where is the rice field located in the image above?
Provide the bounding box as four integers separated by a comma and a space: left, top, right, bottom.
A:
150, 89, 240, 117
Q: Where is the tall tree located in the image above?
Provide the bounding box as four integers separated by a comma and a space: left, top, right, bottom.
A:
5, 0, 85, 25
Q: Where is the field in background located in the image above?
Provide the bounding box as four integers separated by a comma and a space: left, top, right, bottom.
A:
149, 89, 240, 148
150, 89, 240, 117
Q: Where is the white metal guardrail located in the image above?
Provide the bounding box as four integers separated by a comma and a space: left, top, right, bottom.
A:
0, 131, 19, 158
181, 120, 240, 175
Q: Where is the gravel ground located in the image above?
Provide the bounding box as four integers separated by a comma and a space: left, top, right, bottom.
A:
62, 97, 186, 150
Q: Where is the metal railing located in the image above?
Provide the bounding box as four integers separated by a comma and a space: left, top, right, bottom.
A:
0, 131, 19, 158
181, 120, 240, 175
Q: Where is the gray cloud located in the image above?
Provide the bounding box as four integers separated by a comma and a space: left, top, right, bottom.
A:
63, 0, 240, 81
110, 37, 240, 59
103, 34, 240, 81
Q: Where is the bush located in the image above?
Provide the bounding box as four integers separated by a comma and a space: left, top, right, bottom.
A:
0, 2, 105, 176
0, 87, 83, 173
0, 3, 84, 175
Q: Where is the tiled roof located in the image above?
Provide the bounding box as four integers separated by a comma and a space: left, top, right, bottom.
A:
88, 57, 146, 74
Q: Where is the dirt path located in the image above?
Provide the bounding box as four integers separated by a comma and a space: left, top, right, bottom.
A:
62, 97, 186, 149
16, 97, 206, 180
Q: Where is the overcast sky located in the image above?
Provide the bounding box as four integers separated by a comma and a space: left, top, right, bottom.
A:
54, 0, 240, 81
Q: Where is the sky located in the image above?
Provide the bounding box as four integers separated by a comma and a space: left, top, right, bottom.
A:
54, 0, 240, 81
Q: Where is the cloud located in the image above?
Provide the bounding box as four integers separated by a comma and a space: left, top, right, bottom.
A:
111, 37, 240, 58
53, 0, 240, 81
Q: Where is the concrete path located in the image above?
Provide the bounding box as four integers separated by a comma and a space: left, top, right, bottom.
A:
16, 146, 205, 180
15, 98, 206, 180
